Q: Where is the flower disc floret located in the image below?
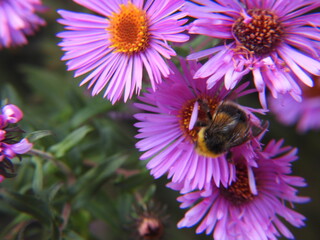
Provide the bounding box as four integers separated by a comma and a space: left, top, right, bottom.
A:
57, 0, 189, 103
172, 139, 309, 240
184, 0, 320, 108
233, 9, 283, 55
220, 163, 254, 205
108, 2, 149, 54
179, 96, 219, 143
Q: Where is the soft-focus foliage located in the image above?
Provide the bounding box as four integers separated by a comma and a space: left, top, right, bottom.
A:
0, 1, 319, 240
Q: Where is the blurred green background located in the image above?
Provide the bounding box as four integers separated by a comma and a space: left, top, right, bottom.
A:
0, 1, 319, 239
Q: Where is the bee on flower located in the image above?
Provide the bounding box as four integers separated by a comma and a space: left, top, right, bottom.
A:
134, 59, 267, 191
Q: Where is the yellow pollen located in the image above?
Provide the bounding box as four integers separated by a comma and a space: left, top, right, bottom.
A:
107, 2, 149, 54
178, 96, 218, 143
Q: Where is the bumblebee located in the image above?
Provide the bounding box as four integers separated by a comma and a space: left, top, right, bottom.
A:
195, 100, 266, 158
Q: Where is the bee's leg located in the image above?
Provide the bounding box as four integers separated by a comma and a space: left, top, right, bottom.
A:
237, 115, 252, 143
252, 120, 269, 137
244, 123, 251, 140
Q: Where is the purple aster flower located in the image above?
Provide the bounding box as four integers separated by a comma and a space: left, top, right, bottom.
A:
171, 139, 309, 240
0, 0, 46, 49
57, 0, 189, 103
0, 104, 32, 182
184, 0, 320, 108
134, 59, 267, 191
269, 76, 320, 132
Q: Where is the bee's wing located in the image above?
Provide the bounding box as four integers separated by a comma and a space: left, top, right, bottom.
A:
229, 119, 269, 147
220, 111, 250, 145
208, 111, 240, 133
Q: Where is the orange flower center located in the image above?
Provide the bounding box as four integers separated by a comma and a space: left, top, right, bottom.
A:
178, 96, 219, 143
220, 163, 254, 205
233, 9, 283, 55
108, 2, 149, 54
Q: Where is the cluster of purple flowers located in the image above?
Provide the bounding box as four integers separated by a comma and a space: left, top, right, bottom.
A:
183, 0, 320, 109
54, 0, 319, 239
0, 104, 32, 182
134, 59, 309, 240
1, 0, 318, 239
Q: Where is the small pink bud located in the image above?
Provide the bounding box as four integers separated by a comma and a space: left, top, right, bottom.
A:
0, 130, 5, 141
2, 104, 23, 124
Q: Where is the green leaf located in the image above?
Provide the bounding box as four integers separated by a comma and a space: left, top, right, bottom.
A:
49, 125, 93, 158
70, 154, 127, 205
70, 100, 113, 128
142, 184, 157, 204
63, 230, 87, 240
0, 84, 23, 107
86, 194, 120, 230
51, 221, 61, 240
1, 191, 53, 226
115, 171, 152, 192
46, 183, 64, 203
26, 130, 52, 142
21, 65, 70, 109
32, 156, 43, 195
0, 214, 31, 239
64, 210, 92, 239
